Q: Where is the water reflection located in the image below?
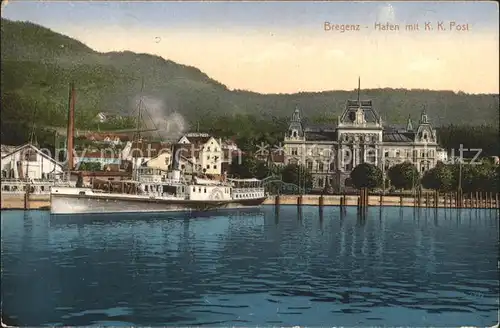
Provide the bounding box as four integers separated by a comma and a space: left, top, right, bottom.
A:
1, 207, 498, 327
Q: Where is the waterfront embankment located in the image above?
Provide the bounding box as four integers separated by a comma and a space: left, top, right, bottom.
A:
1, 193, 51, 210
1, 192, 499, 210
264, 193, 500, 209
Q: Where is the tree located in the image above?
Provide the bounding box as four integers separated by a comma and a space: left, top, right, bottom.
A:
387, 162, 420, 190
350, 163, 383, 190
281, 163, 313, 191
229, 155, 263, 178
78, 162, 102, 171
421, 162, 454, 191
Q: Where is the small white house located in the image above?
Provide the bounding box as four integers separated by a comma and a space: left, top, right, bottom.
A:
1, 144, 64, 180
177, 133, 223, 175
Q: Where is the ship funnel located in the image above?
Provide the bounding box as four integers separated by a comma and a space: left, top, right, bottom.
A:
171, 143, 183, 171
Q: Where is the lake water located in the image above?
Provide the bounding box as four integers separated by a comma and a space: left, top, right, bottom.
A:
1, 206, 499, 326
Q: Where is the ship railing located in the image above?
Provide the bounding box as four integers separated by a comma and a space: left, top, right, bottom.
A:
232, 187, 265, 193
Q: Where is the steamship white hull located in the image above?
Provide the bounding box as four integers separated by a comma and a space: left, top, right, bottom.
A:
50, 187, 266, 215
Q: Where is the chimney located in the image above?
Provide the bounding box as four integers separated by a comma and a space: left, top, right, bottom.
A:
66, 82, 75, 171
171, 143, 182, 171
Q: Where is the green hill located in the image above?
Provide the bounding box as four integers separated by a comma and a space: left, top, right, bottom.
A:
1, 18, 499, 140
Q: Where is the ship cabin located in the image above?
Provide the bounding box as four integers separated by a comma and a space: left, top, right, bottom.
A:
135, 167, 186, 198
187, 181, 232, 201
228, 178, 266, 200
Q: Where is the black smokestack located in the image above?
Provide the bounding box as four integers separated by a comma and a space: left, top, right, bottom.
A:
172, 143, 182, 170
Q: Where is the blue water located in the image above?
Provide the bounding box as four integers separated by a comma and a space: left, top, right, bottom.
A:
1, 206, 499, 326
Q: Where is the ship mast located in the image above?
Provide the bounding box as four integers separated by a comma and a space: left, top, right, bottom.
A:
24, 105, 38, 182
66, 82, 76, 181
132, 78, 145, 180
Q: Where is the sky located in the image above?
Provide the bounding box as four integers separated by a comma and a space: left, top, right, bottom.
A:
2, 1, 499, 94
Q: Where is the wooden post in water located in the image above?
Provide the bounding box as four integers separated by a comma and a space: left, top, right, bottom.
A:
379, 194, 383, 207
435, 191, 439, 208
24, 183, 30, 210
275, 195, 280, 208
319, 194, 324, 210
399, 195, 403, 207
297, 195, 302, 209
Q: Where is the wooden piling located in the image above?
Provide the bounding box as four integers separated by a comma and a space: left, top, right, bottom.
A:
275, 195, 280, 207
319, 194, 324, 208
399, 195, 403, 207
24, 188, 29, 210
297, 195, 303, 208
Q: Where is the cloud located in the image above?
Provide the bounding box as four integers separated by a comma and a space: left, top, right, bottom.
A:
377, 3, 396, 23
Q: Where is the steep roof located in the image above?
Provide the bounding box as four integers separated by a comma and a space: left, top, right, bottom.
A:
1, 143, 62, 166
339, 100, 381, 124
382, 132, 415, 143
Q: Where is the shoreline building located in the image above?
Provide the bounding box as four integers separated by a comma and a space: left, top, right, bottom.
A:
282, 80, 448, 192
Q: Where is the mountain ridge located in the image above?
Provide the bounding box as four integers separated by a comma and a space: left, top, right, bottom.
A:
1, 17, 498, 131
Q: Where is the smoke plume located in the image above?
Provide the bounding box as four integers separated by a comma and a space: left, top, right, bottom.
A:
131, 95, 186, 141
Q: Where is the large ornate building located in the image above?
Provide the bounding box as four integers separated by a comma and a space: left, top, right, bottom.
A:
282, 88, 448, 192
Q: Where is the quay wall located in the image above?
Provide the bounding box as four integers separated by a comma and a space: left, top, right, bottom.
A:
264, 194, 499, 209
1, 193, 50, 210
1, 193, 499, 210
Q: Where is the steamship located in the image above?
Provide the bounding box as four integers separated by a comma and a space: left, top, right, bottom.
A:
50, 145, 267, 215
50, 82, 267, 215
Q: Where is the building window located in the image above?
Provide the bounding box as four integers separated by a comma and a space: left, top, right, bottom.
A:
329, 162, 335, 171
291, 148, 298, 156
318, 162, 324, 172
307, 161, 313, 170
318, 178, 324, 187
204, 188, 207, 193
206, 165, 210, 169
24, 150, 37, 161
384, 151, 389, 158
213, 165, 217, 169
396, 150, 400, 157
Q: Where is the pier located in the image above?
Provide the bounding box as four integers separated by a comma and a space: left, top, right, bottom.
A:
1, 191, 499, 211
264, 191, 500, 210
